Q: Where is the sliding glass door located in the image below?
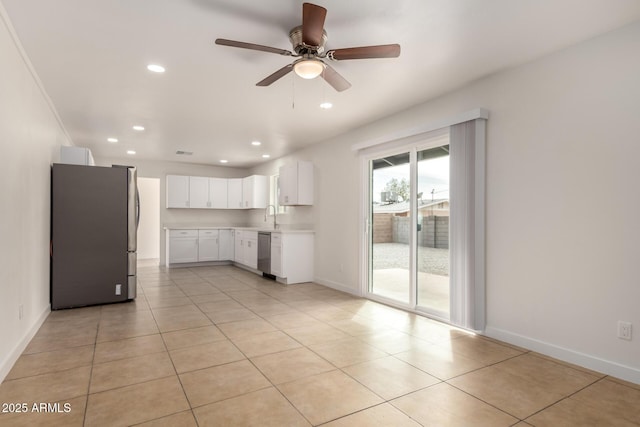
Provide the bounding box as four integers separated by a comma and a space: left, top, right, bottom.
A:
367, 138, 451, 318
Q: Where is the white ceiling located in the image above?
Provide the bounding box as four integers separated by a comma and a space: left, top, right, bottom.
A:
4, 0, 640, 168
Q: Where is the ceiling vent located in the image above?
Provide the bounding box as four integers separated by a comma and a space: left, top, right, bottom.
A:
175, 150, 193, 155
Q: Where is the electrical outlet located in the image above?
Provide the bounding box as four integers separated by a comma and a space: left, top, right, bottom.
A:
115, 284, 122, 296
618, 321, 632, 341
18, 304, 23, 320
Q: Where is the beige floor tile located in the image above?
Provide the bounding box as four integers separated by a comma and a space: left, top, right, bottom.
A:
132, 410, 197, 427
358, 329, 431, 354
85, 376, 189, 426
436, 335, 524, 365
392, 383, 518, 426
6, 345, 94, 380
193, 387, 310, 426
93, 334, 165, 364
322, 402, 422, 427
448, 353, 601, 419
180, 359, 271, 407
0, 395, 86, 427
251, 347, 335, 384
188, 292, 232, 304
90, 351, 175, 393
306, 306, 356, 321
283, 323, 351, 346
161, 325, 226, 350
343, 356, 441, 399
169, 340, 245, 374
526, 378, 640, 426
308, 337, 388, 368
262, 311, 323, 329
152, 305, 212, 332
328, 316, 390, 336
96, 318, 159, 342
205, 308, 260, 324
146, 296, 193, 309
402, 317, 468, 342
142, 286, 186, 299
248, 302, 296, 316
395, 341, 486, 379
217, 318, 278, 339
278, 370, 383, 425
231, 330, 302, 357
179, 283, 220, 296
24, 327, 97, 354
196, 299, 243, 313
0, 366, 91, 404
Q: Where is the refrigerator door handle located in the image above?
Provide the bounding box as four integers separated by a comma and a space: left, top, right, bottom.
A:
136, 189, 140, 230
127, 167, 137, 252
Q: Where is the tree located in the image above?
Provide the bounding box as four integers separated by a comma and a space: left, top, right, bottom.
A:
384, 178, 409, 202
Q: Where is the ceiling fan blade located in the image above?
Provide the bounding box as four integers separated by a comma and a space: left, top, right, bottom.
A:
327, 44, 401, 60
302, 3, 327, 47
256, 64, 294, 86
321, 63, 351, 92
215, 38, 292, 56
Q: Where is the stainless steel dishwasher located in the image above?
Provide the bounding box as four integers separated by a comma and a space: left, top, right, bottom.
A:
257, 232, 271, 274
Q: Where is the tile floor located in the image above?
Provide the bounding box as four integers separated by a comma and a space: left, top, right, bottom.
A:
1, 264, 640, 426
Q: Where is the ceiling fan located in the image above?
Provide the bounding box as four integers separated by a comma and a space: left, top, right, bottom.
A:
215, 2, 401, 92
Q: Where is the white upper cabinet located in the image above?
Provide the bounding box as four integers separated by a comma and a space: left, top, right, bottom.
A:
189, 176, 210, 208
209, 178, 228, 209
242, 175, 268, 209
166, 174, 266, 209
227, 178, 243, 209
279, 161, 313, 206
166, 175, 190, 208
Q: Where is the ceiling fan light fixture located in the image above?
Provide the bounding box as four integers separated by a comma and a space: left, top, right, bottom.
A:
294, 59, 324, 79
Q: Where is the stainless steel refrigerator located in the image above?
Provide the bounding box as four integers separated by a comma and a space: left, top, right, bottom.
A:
51, 163, 138, 309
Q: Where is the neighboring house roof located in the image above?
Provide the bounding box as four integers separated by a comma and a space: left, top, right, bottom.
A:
373, 199, 448, 214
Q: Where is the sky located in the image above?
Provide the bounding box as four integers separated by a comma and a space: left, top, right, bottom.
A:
372, 155, 449, 203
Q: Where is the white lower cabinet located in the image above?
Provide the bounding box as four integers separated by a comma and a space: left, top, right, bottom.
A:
198, 230, 219, 261
232, 230, 258, 268
270, 232, 314, 284
271, 233, 282, 277
168, 229, 235, 265
166, 228, 311, 283
219, 229, 234, 260
168, 230, 198, 263
243, 232, 258, 269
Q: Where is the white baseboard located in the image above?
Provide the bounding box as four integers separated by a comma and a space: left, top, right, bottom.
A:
485, 326, 640, 385
0, 305, 50, 383
313, 277, 361, 297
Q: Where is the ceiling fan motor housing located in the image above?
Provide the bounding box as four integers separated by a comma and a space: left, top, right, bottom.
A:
289, 25, 327, 55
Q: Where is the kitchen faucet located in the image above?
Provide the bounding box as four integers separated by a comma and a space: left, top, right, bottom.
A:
264, 204, 278, 229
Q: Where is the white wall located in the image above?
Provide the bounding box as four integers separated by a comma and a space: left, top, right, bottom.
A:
0, 6, 72, 381
136, 177, 160, 260
96, 157, 252, 264
252, 22, 640, 382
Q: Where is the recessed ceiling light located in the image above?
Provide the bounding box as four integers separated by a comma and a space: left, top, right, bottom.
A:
147, 64, 165, 73
132, 125, 145, 131
262, 154, 270, 159
251, 141, 261, 146
107, 137, 118, 143
320, 102, 333, 109
220, 159, 228, 163
127, 150, 136, 155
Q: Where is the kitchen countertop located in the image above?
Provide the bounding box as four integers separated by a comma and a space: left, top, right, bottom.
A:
163, 225, 314, 234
